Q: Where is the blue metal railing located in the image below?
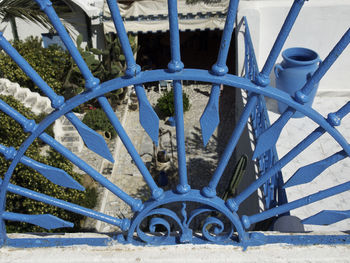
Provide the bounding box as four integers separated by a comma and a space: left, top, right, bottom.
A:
241, 17, 288, 210
0, 0, 349, 249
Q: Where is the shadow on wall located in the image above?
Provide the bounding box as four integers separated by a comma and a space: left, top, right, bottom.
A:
217, 86, 260, 226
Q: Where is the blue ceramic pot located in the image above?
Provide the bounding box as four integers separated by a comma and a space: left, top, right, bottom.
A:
274, 47, 321, 118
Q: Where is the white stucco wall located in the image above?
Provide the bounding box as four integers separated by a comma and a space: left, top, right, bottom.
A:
1, 233, 350, 263
237, 0, 350, 92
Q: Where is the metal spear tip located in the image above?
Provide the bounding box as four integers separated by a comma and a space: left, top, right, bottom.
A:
252, 128, 279, 160
135, 85, 159, 145
302, 210, 350, 226
30, 214, 74, 230
35, 162, 85, 191
253, 108, 294, 159
284, 162, 326, 188
67, 113, 114, 163
200, 85, 220, 147
2, 212, 74, 230
200, 104, 219, 147
138, 98, 160, 145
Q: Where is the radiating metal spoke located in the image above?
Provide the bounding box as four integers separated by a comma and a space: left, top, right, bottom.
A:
98, 96, 164, 200
0, 99, 143, 212
0, 32, 114, 162
0, 177, 129, 230
167, 0, 190, 194
0, 144, 84, 190
40, 133, 144, 212
33, 0, 99, 89
106, 0, 159, 144
253, 29, 350, 159
201, 94, 258, 198
226, 102, 350, 212
2, 212, 73, 230
255, 0, 307, 87
284, 146, 349, 188
200, 0, 240, 146
302, 210, 350, 226
242, 180, 350, 229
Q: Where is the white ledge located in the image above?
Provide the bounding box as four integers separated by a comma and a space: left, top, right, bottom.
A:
1, 232, 350, 263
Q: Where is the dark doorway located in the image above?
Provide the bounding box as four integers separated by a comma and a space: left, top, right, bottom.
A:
136, 29, 236, 74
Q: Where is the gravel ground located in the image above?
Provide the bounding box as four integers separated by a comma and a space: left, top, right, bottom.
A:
92, 83, 236, 233
75, 83, 237, 233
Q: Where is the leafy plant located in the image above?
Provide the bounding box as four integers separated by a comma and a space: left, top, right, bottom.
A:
0, 95, 97, 233
221, 155, 247, 201
0, 0, 72, 41
82, 109, 117, 139
0, 36, 71, 96
155, 89, 191, 118
63, 33, 137, 107
0, 0, 71, 27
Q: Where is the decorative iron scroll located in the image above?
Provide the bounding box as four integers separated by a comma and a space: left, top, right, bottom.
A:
0, 0, 349, 249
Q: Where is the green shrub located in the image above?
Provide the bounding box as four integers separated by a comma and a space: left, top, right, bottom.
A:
0, 34, 138, 106
0, 95, 97, 233
82, 109, 117, 139
155, 89, 191, 118
35, 112, 54, 138
0, 37, 71, 97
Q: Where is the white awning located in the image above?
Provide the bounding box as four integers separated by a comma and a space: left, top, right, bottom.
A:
103, 0, 229, 33
68, 0, 104, 24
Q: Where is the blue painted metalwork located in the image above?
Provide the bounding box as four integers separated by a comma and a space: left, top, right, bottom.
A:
255, 0, 307, 87
254, 28, 350, 159
0, 0, 349, 249
200, 0, 239, 146
302, 210, 350, 226
285, 144, 349, 188
0, 32, 114, 162
167, 0, 190, 195
241, 16, 285, 210
0, 144, 84, 190
202, 94, 258, 198
106, 0, 160, 145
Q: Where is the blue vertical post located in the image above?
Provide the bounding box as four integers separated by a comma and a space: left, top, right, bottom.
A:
200, 0, 240, 145
106, 0, 160, 144
211, 0, 240, 76
255, 0, 307, 87
167, 0, 189, 194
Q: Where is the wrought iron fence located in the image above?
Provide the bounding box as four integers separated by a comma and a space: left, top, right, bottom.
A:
0, 0, 349, 249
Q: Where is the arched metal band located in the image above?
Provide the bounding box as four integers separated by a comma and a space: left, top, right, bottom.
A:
1, 69, 349, 236
125, 190, 248, 244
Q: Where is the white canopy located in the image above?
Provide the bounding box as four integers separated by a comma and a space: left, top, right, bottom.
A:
69, 0, 104, 24
103, 0, 229, 33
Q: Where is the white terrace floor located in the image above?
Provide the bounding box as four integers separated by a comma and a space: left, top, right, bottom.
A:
265, 91, 350, 232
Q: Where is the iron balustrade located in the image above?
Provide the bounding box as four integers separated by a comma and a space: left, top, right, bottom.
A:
0, 0, 349, 249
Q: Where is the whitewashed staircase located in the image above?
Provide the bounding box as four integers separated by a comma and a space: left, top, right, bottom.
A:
0, 78, 84, 153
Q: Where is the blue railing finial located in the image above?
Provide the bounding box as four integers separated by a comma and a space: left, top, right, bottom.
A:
0, 0, 348, 249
